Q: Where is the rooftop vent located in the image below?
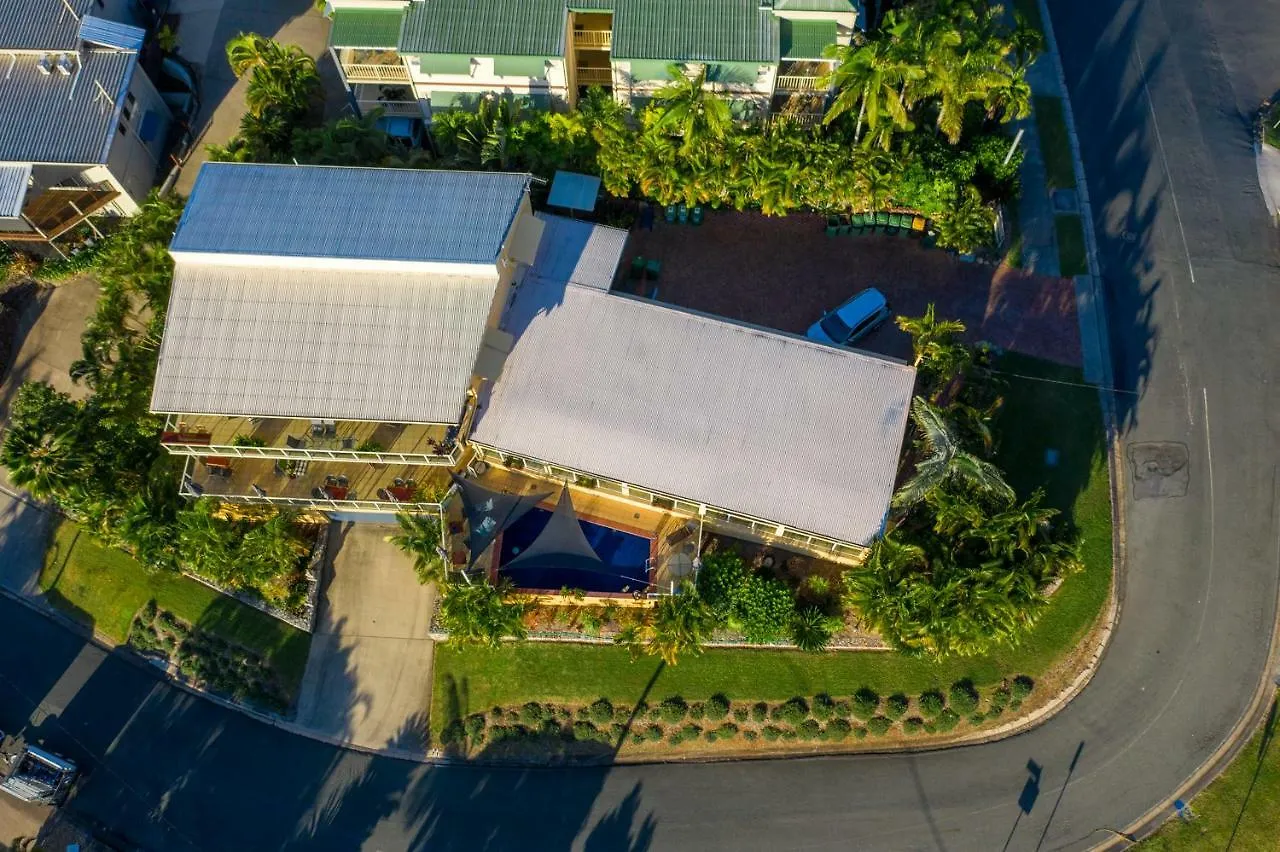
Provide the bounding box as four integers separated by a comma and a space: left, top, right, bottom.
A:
55, 54, 74, 76
36, 54, 53, 75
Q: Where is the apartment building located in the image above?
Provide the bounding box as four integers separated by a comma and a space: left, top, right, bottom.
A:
0, 0, 172, 250
326, 0, 858, 130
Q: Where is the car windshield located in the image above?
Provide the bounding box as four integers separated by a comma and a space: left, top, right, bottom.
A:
819, 312, 853, 341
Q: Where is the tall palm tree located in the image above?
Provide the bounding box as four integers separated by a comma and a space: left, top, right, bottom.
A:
387, 512, 447, 586
0, 420, 84, 499
893, 397, 1015, 508
225, 33, 319, 118
439, 579, 529, 648
895, 303, 967, 368
616, 588, 716, 666
822, 39, 921, 148
649, 64, 732, 154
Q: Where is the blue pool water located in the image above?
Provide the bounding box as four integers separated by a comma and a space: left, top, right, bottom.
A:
498, 508, 652, 593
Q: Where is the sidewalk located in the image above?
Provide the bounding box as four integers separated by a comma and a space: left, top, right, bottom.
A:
1256, 141, 1280, 221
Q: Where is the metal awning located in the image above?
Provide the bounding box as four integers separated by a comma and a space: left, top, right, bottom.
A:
0, 164, 31, 219
547, 170, 601, 213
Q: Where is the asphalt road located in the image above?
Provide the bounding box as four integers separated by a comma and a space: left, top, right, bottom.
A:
2, 0, 1279, 849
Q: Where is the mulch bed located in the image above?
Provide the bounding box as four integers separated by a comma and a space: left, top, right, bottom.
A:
620, 209, 1081, 367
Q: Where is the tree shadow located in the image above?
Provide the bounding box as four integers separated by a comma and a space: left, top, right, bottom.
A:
1223, 695, 1279, 850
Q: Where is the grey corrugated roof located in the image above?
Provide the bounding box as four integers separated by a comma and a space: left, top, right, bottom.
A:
401, 0, 565, 57
472, 279, 915, 545
611, 0, 779, 63
0, 164, 32, 218
171, 164, 531, 264
78, 15, 145, 50
0, 0, 92, 50
529, 214, 627, 290
0, 49, 134, 165
151, 263, 498, 423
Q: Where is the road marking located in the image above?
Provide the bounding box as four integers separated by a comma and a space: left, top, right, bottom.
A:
1196, 387, 1215, 645
1132, 44, 1197, 285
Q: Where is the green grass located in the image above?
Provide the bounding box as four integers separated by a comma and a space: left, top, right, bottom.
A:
1265, 102, 1280, 150
40, 519, 312, 697
1055, 214, 1088, 276
1033, 95, 1077, 190
1139, 693, 1280, 850
1011, 0, 1045, 35
434, 355, 1113, 731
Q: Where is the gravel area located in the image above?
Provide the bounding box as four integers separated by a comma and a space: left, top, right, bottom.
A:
621, 209, 1081, 366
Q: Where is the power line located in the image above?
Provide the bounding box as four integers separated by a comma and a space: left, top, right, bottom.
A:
983, 368, 1141, 396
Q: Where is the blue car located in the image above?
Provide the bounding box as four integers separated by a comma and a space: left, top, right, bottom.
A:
806, 287, 891, 346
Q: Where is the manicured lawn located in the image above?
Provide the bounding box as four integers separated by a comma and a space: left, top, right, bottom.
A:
1139, 693, 1280, 850
1055, 213, 1088, 276
40, 519, 312, 697
1034, 95, 1077, 190
434, 355, 1113, 731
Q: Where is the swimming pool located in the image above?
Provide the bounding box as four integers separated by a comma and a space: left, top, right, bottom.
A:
498, 508, 652, 593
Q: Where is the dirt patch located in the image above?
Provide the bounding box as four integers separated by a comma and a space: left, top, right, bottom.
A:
622, 210, 1081, 366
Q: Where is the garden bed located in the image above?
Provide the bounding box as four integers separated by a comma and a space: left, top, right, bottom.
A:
434, 676, 1039, 761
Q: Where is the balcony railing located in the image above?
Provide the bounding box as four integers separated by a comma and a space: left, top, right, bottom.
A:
159, 415, 460, 465
161, 439, 460, 466
359, 100, 422, 116
343, 63, 411, 83
776, 75, 823, 92
576, 67, 613, 85
573, 30, 612, 49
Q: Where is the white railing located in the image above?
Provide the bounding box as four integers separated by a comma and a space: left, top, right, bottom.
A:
180, 478, 444, 513
776, 75, 822, 92
161, 441, 459, 466
573, 30, 612, 49
576, 67, 613, 85
343, 63, 411, 83
359, 100, 422, 116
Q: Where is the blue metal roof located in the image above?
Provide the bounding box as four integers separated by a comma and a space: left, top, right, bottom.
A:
78, 15, 146, 50
547, 170, 601, 213
172, 164, 532, 264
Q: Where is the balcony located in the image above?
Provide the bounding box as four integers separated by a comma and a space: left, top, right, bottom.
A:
576, 67, 613, 86
340, 48, 410, 84
358, 99, 422, 116
160, 416, 461, 465
775, 75, 822, 92
573, 30, 612, 49
181, 456, 453, 513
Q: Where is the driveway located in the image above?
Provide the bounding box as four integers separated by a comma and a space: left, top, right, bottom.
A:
294, 523, 437, 755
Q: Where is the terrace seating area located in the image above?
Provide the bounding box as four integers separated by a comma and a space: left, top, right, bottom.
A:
160, 416, 460, 462
181, 456, 452, 510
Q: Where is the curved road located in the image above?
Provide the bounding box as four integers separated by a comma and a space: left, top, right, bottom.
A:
4, 0, 1280, 849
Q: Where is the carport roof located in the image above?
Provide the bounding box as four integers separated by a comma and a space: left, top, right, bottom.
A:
471, 278, 916, 545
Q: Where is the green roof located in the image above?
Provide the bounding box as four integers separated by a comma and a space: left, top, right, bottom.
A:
330, 8, 405, 49
612, 0, 779, 63
401, 0, 566, 57
779, 19, 836, 59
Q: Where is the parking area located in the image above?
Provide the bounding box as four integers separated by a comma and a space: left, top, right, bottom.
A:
620, 210, 1081, 366
294, 522, 437, 754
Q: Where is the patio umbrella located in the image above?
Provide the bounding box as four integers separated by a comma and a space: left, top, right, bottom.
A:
451, 473, 551, 568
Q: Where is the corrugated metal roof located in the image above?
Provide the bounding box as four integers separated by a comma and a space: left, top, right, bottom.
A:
0, 49, 134, 165
529, 214, 626, 290
78, 15, 145, 50
401, 0, 565, 58
773, 0, 857, 11
472, 280, 915, 545
0, 164, 32, 218
780, 19, 837, 59
0, 0, 92, 51
330, 7, 405, 49
612, 0, 779, 63
172, 164, 531, 264
151, 263, 498, 423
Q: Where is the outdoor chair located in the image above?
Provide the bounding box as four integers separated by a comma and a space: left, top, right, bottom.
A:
629, 255, 646, 280
677, 203, 689, 224
825, 215, 841, 237
341, 437, 355, 450
690, 205, 704, 226
336, 475, 349, 487
286, 434, 304, 449
312, 487, 326, 499
644, 258, 661, 280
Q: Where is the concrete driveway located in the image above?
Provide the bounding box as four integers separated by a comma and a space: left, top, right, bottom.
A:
294, 523, 437, 755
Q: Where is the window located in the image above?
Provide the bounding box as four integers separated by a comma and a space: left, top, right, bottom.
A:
122, 104, 132, 121
117, 121, 128, 136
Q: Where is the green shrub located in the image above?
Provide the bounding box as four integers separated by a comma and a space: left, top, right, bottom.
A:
852, 688, 880, 721
1012, 675, 1035, 701
519, 702, 545, 725
853, 726, 868, 740
826, 718, 853, 740
990, 686, 1012, 710
715, 722, 739, 740
506, 710, 521, 724
903, 717, 925, 735
487, 725, 514, 743
610, 723, 627, 741
139, 599, 159, 625
733, 706, 749, 723
696, 550, 795, 642
919, 691, 946, 719
660, 696, 689, 723
833, 699, 853, 719
968, 712, 986, 726
866, 716, 893, 736
541, 719, 564, 739
669, 723, 702, 745
924, 720, 938, 734
797, 719, 822, 740
644, 725, 664, 742
886, 693, 910, 720
704, 730, 717, 742
34, 241, 107, 282
572, 721, 599, 741
751, 702, 769, 723
631, 732, 646, 744
489, 706, 505, 720
556, 706, 572, 721
439, 720, 466, 745
772, 697, 809, 726
935, 708, 961, 733
812, 693, 836, 721
706, 694, 731, 721
689, 702, 706, 720
743, 729, 759, 742
589, 698, 615, 725
762, 725, 785, 741
464, 714, 487, 741
988, 706, 1005, 719
781, 728, 798, 741
949, 681, 980, 716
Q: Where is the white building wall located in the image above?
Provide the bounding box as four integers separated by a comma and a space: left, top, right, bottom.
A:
407, 56, 568, 101
102, 70, 172, 211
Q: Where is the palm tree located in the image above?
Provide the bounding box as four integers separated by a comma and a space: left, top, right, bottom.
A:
895, 304, 966, 369
239, 512, 308, 584
387, 512, 447, 586
893, 397, 1015, 508
0, 420, 84, 499
935, 186, 996, 252
438, 579, 529, 648
616, 588, 716, 666
176, 498, 239, 581
983, 65, 1032, 123
649, 64, 732, 154
822, 39, 920, 148
225, 33, 319, 118
789, 606, 842, 652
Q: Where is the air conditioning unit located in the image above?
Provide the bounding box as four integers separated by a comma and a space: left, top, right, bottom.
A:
36, 54, 53, 75
55, 54, 74, 76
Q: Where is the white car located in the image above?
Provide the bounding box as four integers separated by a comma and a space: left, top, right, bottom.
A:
806, 287, 891, 346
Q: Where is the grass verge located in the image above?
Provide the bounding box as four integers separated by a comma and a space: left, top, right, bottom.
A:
40, 519, 311, 698
1138, 693, 1280, 850
1055, 214, 1088, 276
1034, 95, 1077, 190
1265, 102, 1280, 150
433, 355, 1113, 738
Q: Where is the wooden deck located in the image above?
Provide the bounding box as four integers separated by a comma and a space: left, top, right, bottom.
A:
184, 455, 452, 509
163, 416, 455, 461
